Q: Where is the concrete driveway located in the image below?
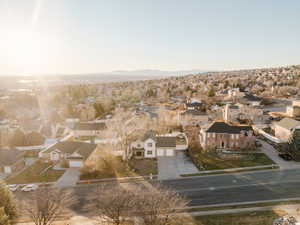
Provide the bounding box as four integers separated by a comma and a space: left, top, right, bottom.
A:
259, 140, 300, 170
56, 168, 80, 187
157, 152, 199, 180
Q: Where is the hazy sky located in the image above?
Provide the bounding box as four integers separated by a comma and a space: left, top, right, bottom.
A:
0, 0, 300, 75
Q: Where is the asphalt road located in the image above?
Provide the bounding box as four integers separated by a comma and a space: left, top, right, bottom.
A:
16, 168, 300, 214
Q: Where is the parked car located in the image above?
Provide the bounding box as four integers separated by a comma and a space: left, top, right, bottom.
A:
255, 140, 262, 147
8, 184, 19, 192
278, 153, 293, 161
21, 184, 39, 192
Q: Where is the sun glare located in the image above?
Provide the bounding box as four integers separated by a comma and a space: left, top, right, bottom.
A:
2, 29, 47, 75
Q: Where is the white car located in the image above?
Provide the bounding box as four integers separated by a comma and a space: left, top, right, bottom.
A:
21, 184, 39, 192
8, 184, 19, 192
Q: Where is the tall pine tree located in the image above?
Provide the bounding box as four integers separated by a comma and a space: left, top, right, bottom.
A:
0, 207, 10, 225
0, 181, 17, 224
288, 129, 300, 161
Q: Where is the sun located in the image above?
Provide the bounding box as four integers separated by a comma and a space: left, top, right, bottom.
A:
3, 29, 45, 75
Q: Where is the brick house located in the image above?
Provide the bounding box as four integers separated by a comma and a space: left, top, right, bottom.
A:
199, 122, 255, 150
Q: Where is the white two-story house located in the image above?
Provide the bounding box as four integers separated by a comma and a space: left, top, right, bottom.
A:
131, 131, 188, 158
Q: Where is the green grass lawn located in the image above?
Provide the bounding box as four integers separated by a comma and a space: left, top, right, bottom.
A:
189, 146, 275, 171
6, 160, 65, 184
193, 210, 286, 225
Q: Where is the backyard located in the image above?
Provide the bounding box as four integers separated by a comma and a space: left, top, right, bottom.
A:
6, 160, 65, 184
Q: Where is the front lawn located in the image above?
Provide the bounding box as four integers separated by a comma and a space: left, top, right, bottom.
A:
189, 146, 275, 170
193, 210, 286, 225
6, 160, 65, 184
129, 158, 158, 176
80, 157, 158, 180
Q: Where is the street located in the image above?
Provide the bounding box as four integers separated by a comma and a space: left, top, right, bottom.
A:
65, 168, 300, 213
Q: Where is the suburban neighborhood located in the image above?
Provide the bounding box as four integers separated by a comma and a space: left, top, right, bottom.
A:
2, 1, 300, 224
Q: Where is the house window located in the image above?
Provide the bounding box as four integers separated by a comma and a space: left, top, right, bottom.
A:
147, 150, 153, 155
137, 144, 141, 148
147, 143, 153, 147
136, 151, 142, 156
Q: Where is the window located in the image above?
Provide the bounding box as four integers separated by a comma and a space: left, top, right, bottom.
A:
136, 151, 142, 156
147, 150, 153, 155
147, 143, 153, 147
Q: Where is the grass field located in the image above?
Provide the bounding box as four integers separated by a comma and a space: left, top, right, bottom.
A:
193, 210, 286, 225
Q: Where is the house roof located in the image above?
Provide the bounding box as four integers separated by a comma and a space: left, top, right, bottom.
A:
0, 149, 23, 166
182, 109, 207, 116
243, 94, 262, 102
44, 141, 97, 160
229, 105, 239, 109
206, 122, 253, 134
186, 102, 203, 107
276, 118, 300, 130
74, 122, 106, 131
156, 136, 176, 148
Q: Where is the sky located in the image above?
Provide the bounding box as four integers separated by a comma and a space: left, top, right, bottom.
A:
0, 0, 300, 76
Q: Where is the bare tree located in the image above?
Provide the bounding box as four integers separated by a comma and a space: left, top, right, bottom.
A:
21, 186, 76, 225
90, 184, 136, 225
135, 184, 190, 225
89, 183, 192, 225
104, 108, 151, 161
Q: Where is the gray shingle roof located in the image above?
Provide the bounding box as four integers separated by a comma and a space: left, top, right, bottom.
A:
182, 109, 207, 116
276, 118, 300, 130
44, 141, 97, 160
206, 122, 252, 134
74, 122, 106, 131
156, 136, 176, 148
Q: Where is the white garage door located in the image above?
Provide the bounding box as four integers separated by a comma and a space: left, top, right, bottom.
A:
166, 149, 174, 156
69, 160, 83, 168
157, 149, 164, 156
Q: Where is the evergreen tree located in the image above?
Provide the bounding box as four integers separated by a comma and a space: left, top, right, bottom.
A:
9, 129, 25, 147
207, 86, 216, 97
0, 207, 10, 225
0, 181, 17, 224
288, 129, 300, 161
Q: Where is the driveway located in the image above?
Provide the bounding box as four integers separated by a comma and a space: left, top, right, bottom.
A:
157, 152, 199, 180
157, 156, 180, 180
56, 168, 80, 187
259, 140, 300, 170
